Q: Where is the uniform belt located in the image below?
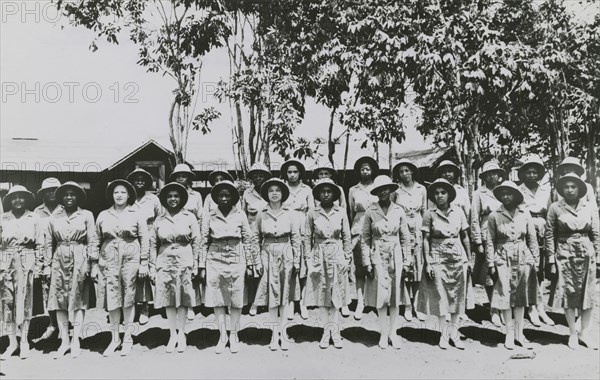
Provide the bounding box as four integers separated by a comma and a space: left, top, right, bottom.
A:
558, 232, 588, 239
314, 238, 340, 244
262, 235, 290, 243
211, 237, 241, 244
2, 246, 36, 253
530, 212, 545, 218
57, 240, 84, 246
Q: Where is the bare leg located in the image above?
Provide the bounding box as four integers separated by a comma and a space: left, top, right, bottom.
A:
53, 311, 70, 359
579, 308, 598, 349
70, 310, 84, 358
176, 306, 187, 352
268, 307, 279, 350
319, 308, 330, 348
138, 303, 149, 325
213, 307, 228, 353
502, 309, 514, 350
165, 307, 177, 353
103, 309, 122, 357
487, 286, 502, 326
565, 308, 578, 349
389, 306, 401, 349
377, 307, 389, 349
330, 307, 343, 348
448, 313, 464, 349
438, 316, 448, 349
19, 319, 30, 359
229, 307, 242, 353
120, 306, 135, 356
514, 307, 532, 349
34, 310, 57, 343
0, 322, 18, 360
355, 277, 365, 320
279, 304, 291, 350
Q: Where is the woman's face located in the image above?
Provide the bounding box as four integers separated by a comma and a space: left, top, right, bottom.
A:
252, 172, 267, 188
317, 169, 332, 180
359, 163, 372, 180
318, 186, 335, 204
43, 189, 57, 204
213, 174, 225, 184
484, 171, 500, 187
523, 167, 540, 183
286, 165, 300, 183
562, 181, 579, 201
440, 167, 456, 183
174, 173, 190, 187
113, 185, 129, 207
397, 165, 413, 183
433, 187, 449, 207
166, 190, 181, 209
10, 194, 26, 211
131, 174, 148, 191
217, 188, 233, 207
377, 187, 391, 202
267, 185, 283, 203
498, 189, 515, 207
62, 189, 78, 208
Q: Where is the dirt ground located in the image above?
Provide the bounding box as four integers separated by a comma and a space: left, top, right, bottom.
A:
1, 285, 599, 380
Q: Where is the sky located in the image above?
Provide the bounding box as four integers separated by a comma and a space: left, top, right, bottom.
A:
1, 0, 597, 168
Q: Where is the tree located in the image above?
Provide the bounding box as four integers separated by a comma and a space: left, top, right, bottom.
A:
57, 0, 228, 164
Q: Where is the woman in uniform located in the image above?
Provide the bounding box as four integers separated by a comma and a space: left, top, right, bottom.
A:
418, 179, 472, 350
150, 182, 200, 353
392, 159, 427, 321
200, 180, 260, 354
362, 175, 411, 349
280, 159, 312, 320
472, 160, 505, 327
169, 164, 203, 321
95, 180, 149, 356
32, 177, 62, 343
241, 162, 271, 316
44, 181, 98, 359
348, 157, 379, 320
254, 178, 301, 350
546, 173, 599, 349
127, 168, 161, 325
0, 185, 41, 360
487, 181, 539, 350
304, 178, 351, 349
517, 157, 555, 327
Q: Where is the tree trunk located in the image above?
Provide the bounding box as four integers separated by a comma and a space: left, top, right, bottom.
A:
327, 107, 337, 166
341, 128, 351, 186
388, 138, 393, 178
235, 100, 248, 173
249, 102, 256, 164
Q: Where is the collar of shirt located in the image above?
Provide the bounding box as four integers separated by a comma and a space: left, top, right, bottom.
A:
211, 206, 240, 222
370, 202, 401, 220
558, 198, 587, 215
55, 206, 83, 220
107, 205, 136, 217
315, 204, 341, 219
3, 209, 34, 221
264, 205, 289, 219
287, 182, 309, 196
161, 209, 192, 223
397, 182, 424, 194
498, 204, 526, 220
433, 205, 457, 221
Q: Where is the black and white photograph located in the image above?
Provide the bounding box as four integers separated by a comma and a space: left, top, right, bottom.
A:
1, 0, 599, 378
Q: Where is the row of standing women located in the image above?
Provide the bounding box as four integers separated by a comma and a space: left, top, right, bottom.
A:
0, 155, 598, 360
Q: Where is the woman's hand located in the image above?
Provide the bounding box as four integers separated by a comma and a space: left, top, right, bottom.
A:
476, 244, 484, 255
255, 264, 264, 277
365, 264, 374, 279
89, 262, 99, 281
487, 266, 497, 282
199, 268, 206, 284
191, 267, 198, 278
546, 263, 558, 281
425, 263, 435, 279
